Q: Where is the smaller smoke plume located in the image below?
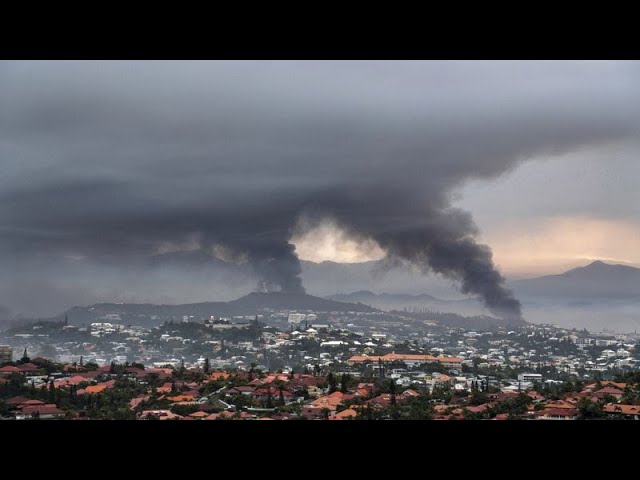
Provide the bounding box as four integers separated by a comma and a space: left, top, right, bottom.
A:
245, 241, 305, 294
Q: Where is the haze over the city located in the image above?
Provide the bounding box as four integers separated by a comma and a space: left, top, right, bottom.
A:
1, 61, 639, 331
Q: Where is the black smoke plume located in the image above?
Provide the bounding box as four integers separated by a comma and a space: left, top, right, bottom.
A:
245, 240, 305, 294
372, 210, 522, 319
0, 61, 639, 317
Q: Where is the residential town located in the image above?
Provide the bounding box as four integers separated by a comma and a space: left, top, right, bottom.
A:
2, 307, 640, 420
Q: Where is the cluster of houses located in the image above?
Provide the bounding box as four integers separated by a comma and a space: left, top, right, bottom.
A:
2, 311, 640, 420
2, 307, 639, 386
3, 350, 639, 420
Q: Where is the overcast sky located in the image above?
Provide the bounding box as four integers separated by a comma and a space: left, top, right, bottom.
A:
1, 60, 639, 316
454, 142, 640, 277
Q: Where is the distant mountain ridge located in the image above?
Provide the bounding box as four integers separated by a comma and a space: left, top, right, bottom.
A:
61, 292, 378, 326
300, 258, 462, 298
327, 261, 640, 317
326, 290, 485, 316
327, 290, 443, 307
329, 290, 441, 303
511, 260, 640, 300
231, 292, 377, 313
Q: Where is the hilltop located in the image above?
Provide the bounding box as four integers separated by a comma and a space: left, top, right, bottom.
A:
60, 291, 378, 326
512, 260, 640, 300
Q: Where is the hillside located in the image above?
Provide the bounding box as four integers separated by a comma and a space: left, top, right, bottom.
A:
326, 290, 486, 316
511, 261, 640, 300
229, 292, 377, 313
60, 291, 377, 326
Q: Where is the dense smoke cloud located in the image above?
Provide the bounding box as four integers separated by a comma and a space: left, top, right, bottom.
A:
0, 61, 639, 317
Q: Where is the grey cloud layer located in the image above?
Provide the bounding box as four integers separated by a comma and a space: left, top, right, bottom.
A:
1, 61, 639, 317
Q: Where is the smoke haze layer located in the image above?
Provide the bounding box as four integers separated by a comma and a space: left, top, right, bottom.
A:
1, 61, 639, 317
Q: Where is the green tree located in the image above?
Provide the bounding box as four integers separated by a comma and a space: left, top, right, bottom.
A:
340, 373, 350, 393
48, 380, 56, 403
327, 373, 337, 393
389, 379, 397, 406
577, 398, 603, 419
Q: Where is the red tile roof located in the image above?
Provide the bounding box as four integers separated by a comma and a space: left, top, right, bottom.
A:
400, 389, 421, 398
83, 384, 110, 394
367, 394, 394, 407
227, 386, 255, 394
18, 363, 40, 371
129, 395, 150, 410
539, 408, 578, 417
329, 408, 358, 420
543, 400, 576, 410
140, 409, 181, 420
189, 411, 210, 418
54, 375, 87, 388
0, 365, 21, 373
21, 404, 65, 416
603, 404, 640, 415
124, 367, 146, 377
585, 381, 627, 391
348, 353, 437, 363
156, 382, 174, 393
465, 404, 490, 413
348, 353, 462, 365
593, 387, 624, 396
145, 368, 173, 376
311, 395, 344, 409
166, 395, 197, 402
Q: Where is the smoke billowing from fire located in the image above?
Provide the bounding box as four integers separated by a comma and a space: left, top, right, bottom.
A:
1, 61, 639, 317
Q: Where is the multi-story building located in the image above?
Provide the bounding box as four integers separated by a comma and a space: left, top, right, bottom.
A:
288, 313, 307, 324
0, 345, 12, 363
347, 353, 463, 370
518, 373, 543, 383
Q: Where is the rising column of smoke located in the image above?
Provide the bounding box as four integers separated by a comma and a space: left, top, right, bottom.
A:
245, 241, 305, 294
211, 225, 305, 294
303, 200, 522, 319
1, 61, 638, 317
370, 209, 522, 319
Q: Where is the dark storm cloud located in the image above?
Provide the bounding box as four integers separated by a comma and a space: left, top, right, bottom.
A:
1, 61, 639, 317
